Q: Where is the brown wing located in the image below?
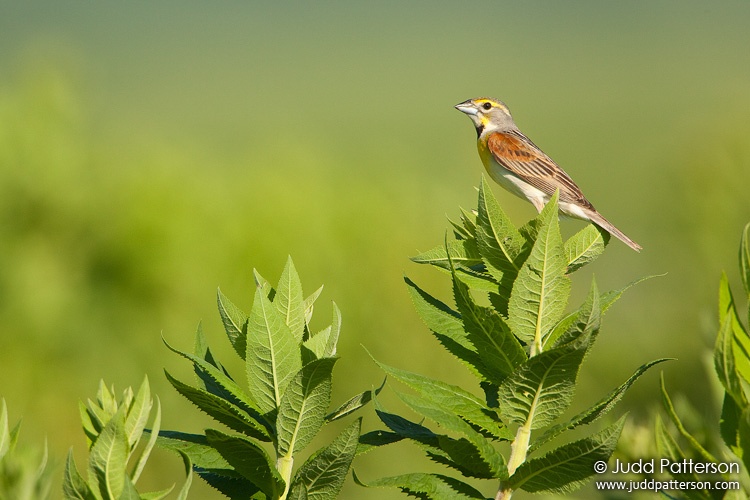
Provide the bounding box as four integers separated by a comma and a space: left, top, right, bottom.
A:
486, 130, 594, 210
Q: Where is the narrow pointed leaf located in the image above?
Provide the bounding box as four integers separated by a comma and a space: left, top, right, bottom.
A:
290, 419, 361, 499
175, 452, 193, 500
498, 339, 588, 429
163, 337, 266, 420
124, 376, 151, 449
276, 358, 337, 457
353, 471, 487, 499
531, 359, 669, 452
205, 429, 284, 497
715, 309, 746, 405
452, 265, 527, 384
165, 371, 272, 441
654, 415, 711, 500
564, 224, 609, 273
548, 278, 600, 349
741, 222, 750, 299
63, 450, 95, 500
131, 397, 161, 484
303, 285, 324, 330
375, 360, 511, 440
660, 374, 719, 464
325, 378, 385, 422
397, 392, 507, 478
325, 302, 341, 358
411, 239, 483, 269
156, 431, 232, 470
246, 285, 302, 413
276, 256, 306, 341
217, 288, 248, 359
405, 277, 487, 380
507, 192, 571, 349
509, 416, 625, 493
720, 392, 742, 453
476, 175, 525, 277
0, 399, 8, 458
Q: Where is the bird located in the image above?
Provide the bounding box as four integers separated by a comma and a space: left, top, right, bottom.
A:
455, 97, 642, 252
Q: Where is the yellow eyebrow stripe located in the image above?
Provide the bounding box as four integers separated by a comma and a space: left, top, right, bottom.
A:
475, 98, 508, 113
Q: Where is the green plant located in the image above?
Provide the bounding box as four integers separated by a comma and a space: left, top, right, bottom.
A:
657, 222, 750, 498
62, 377, 191, 500
355, 177, 667, 499
158, 257, 376, 499
0, 399, 53, 500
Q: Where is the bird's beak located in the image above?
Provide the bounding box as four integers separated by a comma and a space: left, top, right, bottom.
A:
454, 100, 478, 116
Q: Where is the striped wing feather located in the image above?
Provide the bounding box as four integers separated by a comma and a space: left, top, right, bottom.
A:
486, 130, 595, 211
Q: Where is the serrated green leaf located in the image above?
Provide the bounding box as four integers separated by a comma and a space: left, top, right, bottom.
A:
290, 419, 361, 499
88, 408, 129, 500
396, 392, 507, 478
564, 224, 609, 273
217, 288, 248, 360
375, 360, 511, 440
205, 429, 284, 497
476, 176, 525, 277
63, 450, 95, 500
156, 431, 232, 470
163, 337, 266, 421
452, 264, 527, 384
276, 256, 306, 342
405, 277, 487, 380
531, 359, 670, 452
507, 192, 571, 353
353, 471, 487, 499
196, 469, 261, 499
498, 339, 587, 429
246, 285, 303, 413
356, 430, 404, 455
325, 378, 384, 422
548, 278, 600, 349
165, 371, 272, 441
510, 416, 625, 493
411, 239, 483, 269
276, 358, 337, 457
660, 373, 719, 464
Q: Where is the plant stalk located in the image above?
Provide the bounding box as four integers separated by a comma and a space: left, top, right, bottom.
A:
277, 454, 294, 500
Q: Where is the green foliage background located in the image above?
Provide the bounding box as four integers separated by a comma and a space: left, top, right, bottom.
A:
0, 2, 748, 498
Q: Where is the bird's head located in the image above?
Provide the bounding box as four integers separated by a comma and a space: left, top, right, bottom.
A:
454, 97, 515, 136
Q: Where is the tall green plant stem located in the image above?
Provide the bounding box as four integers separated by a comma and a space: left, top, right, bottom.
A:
277, 454, 294, 500
497, 347, 541, 499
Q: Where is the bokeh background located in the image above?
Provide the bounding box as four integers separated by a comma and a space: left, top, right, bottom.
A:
1, 1, 749, 498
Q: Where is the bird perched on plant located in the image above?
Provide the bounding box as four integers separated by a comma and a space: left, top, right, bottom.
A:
455, 97, 641, 252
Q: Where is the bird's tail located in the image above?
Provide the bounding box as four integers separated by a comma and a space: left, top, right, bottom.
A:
584, 210, 642, 252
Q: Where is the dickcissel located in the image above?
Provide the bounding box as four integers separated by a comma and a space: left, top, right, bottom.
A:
455, 97, 641, 252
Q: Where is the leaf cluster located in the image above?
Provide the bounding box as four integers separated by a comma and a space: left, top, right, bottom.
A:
158, 257, 374, 500
0, 399, 53, 500
658, 222, 750, 499
62, 377, 191, 500
358, 177, 665, 499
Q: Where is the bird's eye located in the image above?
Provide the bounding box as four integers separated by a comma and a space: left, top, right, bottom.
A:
482, 102, 492, 110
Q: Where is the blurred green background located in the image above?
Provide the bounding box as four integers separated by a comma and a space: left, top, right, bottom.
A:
1, 1, 749, 498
